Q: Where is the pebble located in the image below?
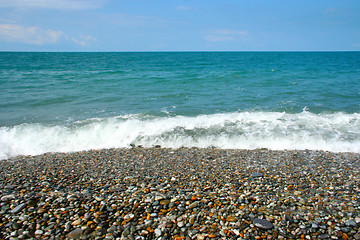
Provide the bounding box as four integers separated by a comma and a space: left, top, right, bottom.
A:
226, 216, 237, 222
177, 221, 185, 228
345, 219, 357, 227
1, 194, 15, 201
37, 208, 46, 214
188, 201, 199, 209
71, 219, 82, 226
253, 218, 274, 230
34, 229, 43, 235
317, 233, 331, 239
68, 228, 83, 239
159, 199, 170, 205
10, 203, 27, 214
154, 228, 162, 237
0, 147, 359, 239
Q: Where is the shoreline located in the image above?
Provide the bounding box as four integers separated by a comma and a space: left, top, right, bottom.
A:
1, 147, 359, 239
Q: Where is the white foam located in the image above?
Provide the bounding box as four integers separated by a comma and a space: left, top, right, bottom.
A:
1, 111, 359, 159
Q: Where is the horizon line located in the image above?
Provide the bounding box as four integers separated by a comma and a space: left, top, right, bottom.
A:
1, 50, 360, 53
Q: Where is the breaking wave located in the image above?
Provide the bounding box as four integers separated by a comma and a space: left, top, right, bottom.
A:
1, 111, 359, 159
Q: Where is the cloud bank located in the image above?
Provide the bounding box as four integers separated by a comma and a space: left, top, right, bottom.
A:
0, 24, 64, 44
0, 0, 106, 10
0, 23, 96, 47
71, 35, 96, 46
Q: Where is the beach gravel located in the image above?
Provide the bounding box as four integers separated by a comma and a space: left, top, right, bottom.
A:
0, 147, 359, 239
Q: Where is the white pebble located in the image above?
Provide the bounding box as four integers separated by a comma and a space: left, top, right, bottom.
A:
154, 228, 162, 237
177, 221, 184, 228
35, 230, 43, 235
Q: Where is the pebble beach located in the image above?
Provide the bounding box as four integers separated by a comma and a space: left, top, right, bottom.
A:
0, 147, 359, 240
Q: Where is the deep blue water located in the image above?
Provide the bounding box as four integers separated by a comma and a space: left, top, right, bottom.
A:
1, 52, 359, 158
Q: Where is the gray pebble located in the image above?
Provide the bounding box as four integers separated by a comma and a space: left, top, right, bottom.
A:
11, 203, 27, 214
253, 218, 274, 230
345, 219, 357, 227
68, 228, 83, 239
317, 233, 331, 239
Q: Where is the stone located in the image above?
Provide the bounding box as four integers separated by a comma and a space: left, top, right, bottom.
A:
233, 229, 240, 236
68, 228, 83, 239
197, 234, 206, 240
317, 233, 330, 239
67, 195, 78, 201
94, 196, 103, 201
311, 223, 319, 229
12, 222, 23, 230
253, 218, 274, 230
34, 230, 43, 235
189, 215, 196, 224
285, 213, 294, 223
160, 199, 170, 205
226, 216, 237, 222
154, 228, 162, 237
188, 201, 199, 209
345, 219, 357, 227
155, 195, 165, 201
27, 199, 38, 206
122, 228, 130, 237
37, 208, 46, 214
1, 144, 360, 239
4, 185, 15, 190
1, 194, 15, 201
11, 203, 27, 214
252, 173, 264, 178
71, 219, 82, 226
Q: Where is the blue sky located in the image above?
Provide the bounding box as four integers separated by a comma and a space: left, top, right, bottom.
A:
0, 0, 359, 51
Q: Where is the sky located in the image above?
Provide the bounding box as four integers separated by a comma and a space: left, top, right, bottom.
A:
0, 0, 359, 51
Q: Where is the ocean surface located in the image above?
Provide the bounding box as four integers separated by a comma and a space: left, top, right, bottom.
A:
0, 52, 359, 159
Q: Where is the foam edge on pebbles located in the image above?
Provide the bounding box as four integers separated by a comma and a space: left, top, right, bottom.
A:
0, 147, 359, 239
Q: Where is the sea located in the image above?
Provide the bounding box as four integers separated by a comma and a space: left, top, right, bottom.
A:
0, 52, 359, 159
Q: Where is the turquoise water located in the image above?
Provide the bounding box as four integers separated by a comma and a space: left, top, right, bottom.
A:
1, 52, 360, 158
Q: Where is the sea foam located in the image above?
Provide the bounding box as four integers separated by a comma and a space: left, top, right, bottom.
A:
1, 111, 359, 159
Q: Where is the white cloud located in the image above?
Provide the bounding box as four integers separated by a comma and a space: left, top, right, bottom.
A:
204, 29, 249, 42
0, 23, 64, 44
0, 18, 16, 23
0, 0, 106, 10
72, 35, 96, 46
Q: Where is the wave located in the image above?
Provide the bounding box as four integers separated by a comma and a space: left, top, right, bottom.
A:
1, 111, 359, 159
